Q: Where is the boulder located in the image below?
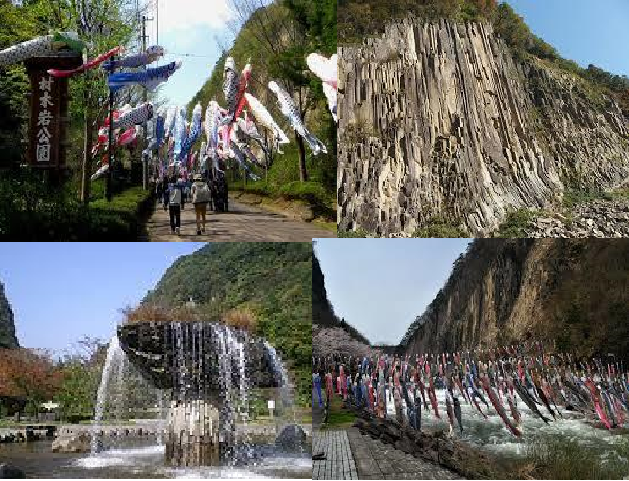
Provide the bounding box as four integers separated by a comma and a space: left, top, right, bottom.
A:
51, 432, 91, 453
275, 424, 307, 451
0, 464, 26, 479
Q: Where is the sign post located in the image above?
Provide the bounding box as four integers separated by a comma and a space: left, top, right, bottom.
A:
24, 53, 82, 181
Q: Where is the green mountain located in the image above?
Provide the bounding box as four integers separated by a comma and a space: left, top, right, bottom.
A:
0, 281, 19, 349
143, 242, 312, 405
187, 0, 337, 198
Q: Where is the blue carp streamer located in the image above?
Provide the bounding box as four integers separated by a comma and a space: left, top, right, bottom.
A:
108, 60, 181, 92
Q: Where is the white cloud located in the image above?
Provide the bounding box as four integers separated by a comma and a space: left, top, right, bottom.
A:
155, 0, 233, 33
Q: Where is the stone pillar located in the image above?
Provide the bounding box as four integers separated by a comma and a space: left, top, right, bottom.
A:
165, 399, 221, 467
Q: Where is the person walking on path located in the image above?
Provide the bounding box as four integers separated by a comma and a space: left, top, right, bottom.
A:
161, 176, 169, 211
191, 173, 211, 235
167, 176, 182, 235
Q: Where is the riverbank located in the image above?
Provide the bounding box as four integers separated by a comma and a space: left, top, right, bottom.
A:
316, 392, 629, 479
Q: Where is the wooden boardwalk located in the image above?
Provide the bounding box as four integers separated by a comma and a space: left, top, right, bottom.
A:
313, 430, 358, 480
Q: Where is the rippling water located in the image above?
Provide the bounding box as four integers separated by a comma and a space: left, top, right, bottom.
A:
384, 386, 629, 464
0, 440, 312, 479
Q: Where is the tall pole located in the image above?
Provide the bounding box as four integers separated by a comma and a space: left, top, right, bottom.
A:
106, 83, 114, 202
141, 14, 149, 190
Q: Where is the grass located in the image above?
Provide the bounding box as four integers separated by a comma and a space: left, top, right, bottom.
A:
412, 217, 467, 238
321, 395, 357, 430
509, 433, 629, 480
231, 180, 336, 222
563, 187, 629, 209
337, 228, 369, 238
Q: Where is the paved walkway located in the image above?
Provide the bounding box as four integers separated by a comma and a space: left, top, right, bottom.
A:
313, 430, 358, 480
145, 198, 336, 241
346, 427, 462, 480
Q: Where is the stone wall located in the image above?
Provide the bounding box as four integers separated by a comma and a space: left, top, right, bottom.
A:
338, 19, 629, 235
352, 410, 499, 478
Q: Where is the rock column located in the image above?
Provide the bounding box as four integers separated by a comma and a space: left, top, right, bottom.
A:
165, 399, 221, 467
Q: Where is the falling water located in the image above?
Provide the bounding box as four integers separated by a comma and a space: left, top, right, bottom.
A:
263, 341, 296, 423
91, 335, 125, 455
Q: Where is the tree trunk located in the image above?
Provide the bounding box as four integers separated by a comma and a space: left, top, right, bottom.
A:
295, 132, 308, 182
80, 89, 93, 205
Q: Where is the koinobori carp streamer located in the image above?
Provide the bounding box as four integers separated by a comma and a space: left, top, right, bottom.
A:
268, 81, 327, 155
0, 32, 83, 67
108, 60, 181, 92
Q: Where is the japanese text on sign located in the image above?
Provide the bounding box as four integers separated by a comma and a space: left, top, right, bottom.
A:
36, 76, 53, 163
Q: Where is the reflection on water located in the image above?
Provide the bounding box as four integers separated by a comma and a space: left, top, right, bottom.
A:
0, 439, 312, 479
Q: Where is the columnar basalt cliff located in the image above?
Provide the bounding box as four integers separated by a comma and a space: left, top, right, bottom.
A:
0, 281, 19, 349
338, 19, 629, 235
401, 239, 629, 361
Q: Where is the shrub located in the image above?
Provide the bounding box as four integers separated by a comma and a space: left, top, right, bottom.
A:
337, 228, 370, 238
495, 208, 536, 237
0, 170, 154, 241
223, 307, 258, 332
412, 217, 467, 238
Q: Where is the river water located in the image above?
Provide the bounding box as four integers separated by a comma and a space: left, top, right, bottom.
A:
384, 386, 629, 467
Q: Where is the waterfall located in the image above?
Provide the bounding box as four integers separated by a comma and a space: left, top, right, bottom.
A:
263, 341, 296, 423
91, 335, 125, 455
157, 390, 165, 446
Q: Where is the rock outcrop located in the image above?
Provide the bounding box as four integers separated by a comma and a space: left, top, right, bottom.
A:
0, 281, 19, 349
275, 424, 307, 452
352, 410, 500, 479
338, 19, 629, 235
524, 199, 629, 238
401, 239, 629, 360
51, 432, 92, 453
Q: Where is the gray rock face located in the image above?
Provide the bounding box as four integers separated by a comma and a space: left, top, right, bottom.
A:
275, 424, 307, 452
0, 282, 19, 349
524, 199, 629, 238
338, 19, 629, 236
401, 239, 629, 358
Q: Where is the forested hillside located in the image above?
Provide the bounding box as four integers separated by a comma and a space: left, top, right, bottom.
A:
188, 0, 337, 206
143, 242, 313, 404
0, 0, 156, 241
0, 281, 19, 349
312, 250, 371, 357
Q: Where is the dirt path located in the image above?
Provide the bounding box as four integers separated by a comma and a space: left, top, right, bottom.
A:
144, 198, 336, 241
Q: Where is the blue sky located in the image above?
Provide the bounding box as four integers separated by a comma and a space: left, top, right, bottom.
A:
504, 0, 629, 76
146, 0, 234, 107
0, 243, 204, 354
314, 239, 471, 345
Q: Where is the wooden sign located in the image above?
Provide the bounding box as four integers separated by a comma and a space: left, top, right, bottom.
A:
24, 54, 82, 169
